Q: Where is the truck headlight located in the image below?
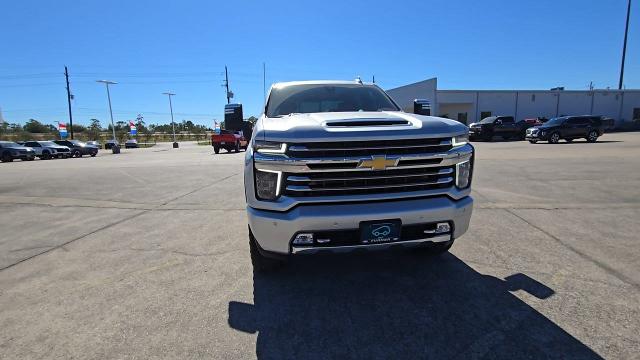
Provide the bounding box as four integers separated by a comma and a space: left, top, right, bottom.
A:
452, 134, 468, 148
255, 169, 281, 200
254, 140, 287, 154
456, 160, 472, 189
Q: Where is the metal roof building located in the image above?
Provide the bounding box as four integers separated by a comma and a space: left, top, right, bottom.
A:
387, 78, 640, 128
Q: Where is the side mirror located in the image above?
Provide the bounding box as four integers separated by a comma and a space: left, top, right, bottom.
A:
495, 120, 503, 125
413, 99, 431, 116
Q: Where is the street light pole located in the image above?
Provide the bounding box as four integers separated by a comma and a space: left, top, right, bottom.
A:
619, 0, 632, 90
96, 80, 120, 154
163, 92, 178, 148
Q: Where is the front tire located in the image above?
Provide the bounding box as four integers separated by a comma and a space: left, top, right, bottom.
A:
72, 150, 81, 158
1, 152, 13, 162
249, 228, 284, 273
213, 145, 220, 154
548, 132, 560, 144
234, 141, 240, 153
42, 151, 51, 160
586, 130, 599, 143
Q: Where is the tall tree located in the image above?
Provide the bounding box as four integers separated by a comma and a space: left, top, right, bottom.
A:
88, 119, 102, 140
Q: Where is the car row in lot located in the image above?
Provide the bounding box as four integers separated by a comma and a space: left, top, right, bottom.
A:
469, 115, 607, 144
0, 140, 99, 162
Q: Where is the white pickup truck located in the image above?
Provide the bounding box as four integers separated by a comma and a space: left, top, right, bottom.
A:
244, 80, 474, 271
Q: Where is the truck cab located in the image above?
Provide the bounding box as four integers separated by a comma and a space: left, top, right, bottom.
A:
244, 80, 474, 271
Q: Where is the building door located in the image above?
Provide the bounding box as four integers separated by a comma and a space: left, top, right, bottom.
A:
457, 113, 468, 124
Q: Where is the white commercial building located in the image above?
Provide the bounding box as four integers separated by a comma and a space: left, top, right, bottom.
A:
387, 78, 640, 128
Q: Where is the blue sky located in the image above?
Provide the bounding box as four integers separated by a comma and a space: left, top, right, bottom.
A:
1, 0, 638, 127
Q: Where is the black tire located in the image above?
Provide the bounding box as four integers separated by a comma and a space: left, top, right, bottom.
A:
548, 132, 560, 144
1, 152, 13, 162
42, 151, 51, 160
565, 138, 573, 143
586, 130, 598, 143
234, 141, 240, 153
72, 150, 81, 158
529, 140, 538, 144
249, 228, 284, 273
213, 146, 220, 154
26, 156, 35, 161
90, 153, 96, 157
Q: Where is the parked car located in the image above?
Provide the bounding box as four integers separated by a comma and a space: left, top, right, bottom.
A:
468, 116, 532, 141
23, 141, 71, 159
104, 140, 119, 150
86, 140, 102, 148
125, 139, 139, 148
0, 141, 36, 162
53, 140, 99, 157
211, 130, 248, 153
244, 80, 474, 272
526, 115, 605, 144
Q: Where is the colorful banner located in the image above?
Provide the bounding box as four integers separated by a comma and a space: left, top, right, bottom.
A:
58, 122, 67, 138
129, 121, 137, 136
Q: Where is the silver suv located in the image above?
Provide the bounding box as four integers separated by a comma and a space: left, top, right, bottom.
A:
244, 80, 474, 271
23, 141, 71, 159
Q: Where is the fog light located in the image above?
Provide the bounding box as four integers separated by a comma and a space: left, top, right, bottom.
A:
436, 222, 451, 234
293, 233, 314, 245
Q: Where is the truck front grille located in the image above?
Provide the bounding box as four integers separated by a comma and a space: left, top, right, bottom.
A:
283, 165, 454, 197
286, 138, 452, 158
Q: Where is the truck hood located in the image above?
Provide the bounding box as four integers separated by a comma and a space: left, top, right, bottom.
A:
257, 111, 467, 142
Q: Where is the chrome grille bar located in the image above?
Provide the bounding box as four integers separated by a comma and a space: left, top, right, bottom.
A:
286, 177, 453, 193
286, 168, 453, 183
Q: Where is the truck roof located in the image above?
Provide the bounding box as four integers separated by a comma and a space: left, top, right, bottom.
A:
271, 80, 373, 88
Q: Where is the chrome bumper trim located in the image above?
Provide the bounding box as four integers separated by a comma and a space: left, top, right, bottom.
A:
291, 234, 451, 254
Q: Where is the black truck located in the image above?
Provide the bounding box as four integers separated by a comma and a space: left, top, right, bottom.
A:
468, 116, 532, 141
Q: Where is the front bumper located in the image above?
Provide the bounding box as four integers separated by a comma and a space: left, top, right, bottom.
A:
248, 195, 473, 254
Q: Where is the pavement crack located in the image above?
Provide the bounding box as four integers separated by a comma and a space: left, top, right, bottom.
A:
0, 210, 148, 272
504, 208, 640, 291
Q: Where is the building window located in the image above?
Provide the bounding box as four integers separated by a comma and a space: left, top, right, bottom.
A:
480, 111, 491, 120
531, 94, 536, 102
633, 108, 640, 121
457, 113, 468, 124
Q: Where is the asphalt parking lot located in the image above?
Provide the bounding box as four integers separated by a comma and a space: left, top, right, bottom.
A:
1, 134, 639, 359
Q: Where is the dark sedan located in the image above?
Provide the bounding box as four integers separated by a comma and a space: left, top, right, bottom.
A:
53, 140, 99, 157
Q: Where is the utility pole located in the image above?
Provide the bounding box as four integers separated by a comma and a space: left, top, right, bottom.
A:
163, 92, 178, 148
619, 0, 631, 90
225, 65, 230, 104
65, 66, 74, 139
372, 75, 375, 84
96, 80, 119, 153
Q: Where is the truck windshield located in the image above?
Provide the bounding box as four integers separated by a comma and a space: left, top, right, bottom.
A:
266, 83, 399, 117
479, 117, 497, 124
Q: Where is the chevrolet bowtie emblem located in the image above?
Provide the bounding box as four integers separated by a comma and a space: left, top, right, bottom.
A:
358, 155, 399, 171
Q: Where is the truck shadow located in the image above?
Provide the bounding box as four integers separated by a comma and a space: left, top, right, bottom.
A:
228, 252, 602, 359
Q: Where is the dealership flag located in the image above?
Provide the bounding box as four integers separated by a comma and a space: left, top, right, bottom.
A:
129, 121, 137, 136
58, 122, 67, 138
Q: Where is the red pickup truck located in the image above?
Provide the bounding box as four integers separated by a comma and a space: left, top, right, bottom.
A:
211, 130, 248, 154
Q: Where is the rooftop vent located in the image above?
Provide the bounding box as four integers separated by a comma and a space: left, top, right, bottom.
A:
325, 119, 410, 127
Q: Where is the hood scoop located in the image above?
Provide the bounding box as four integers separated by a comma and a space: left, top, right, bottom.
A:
324, 118, 410, 127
